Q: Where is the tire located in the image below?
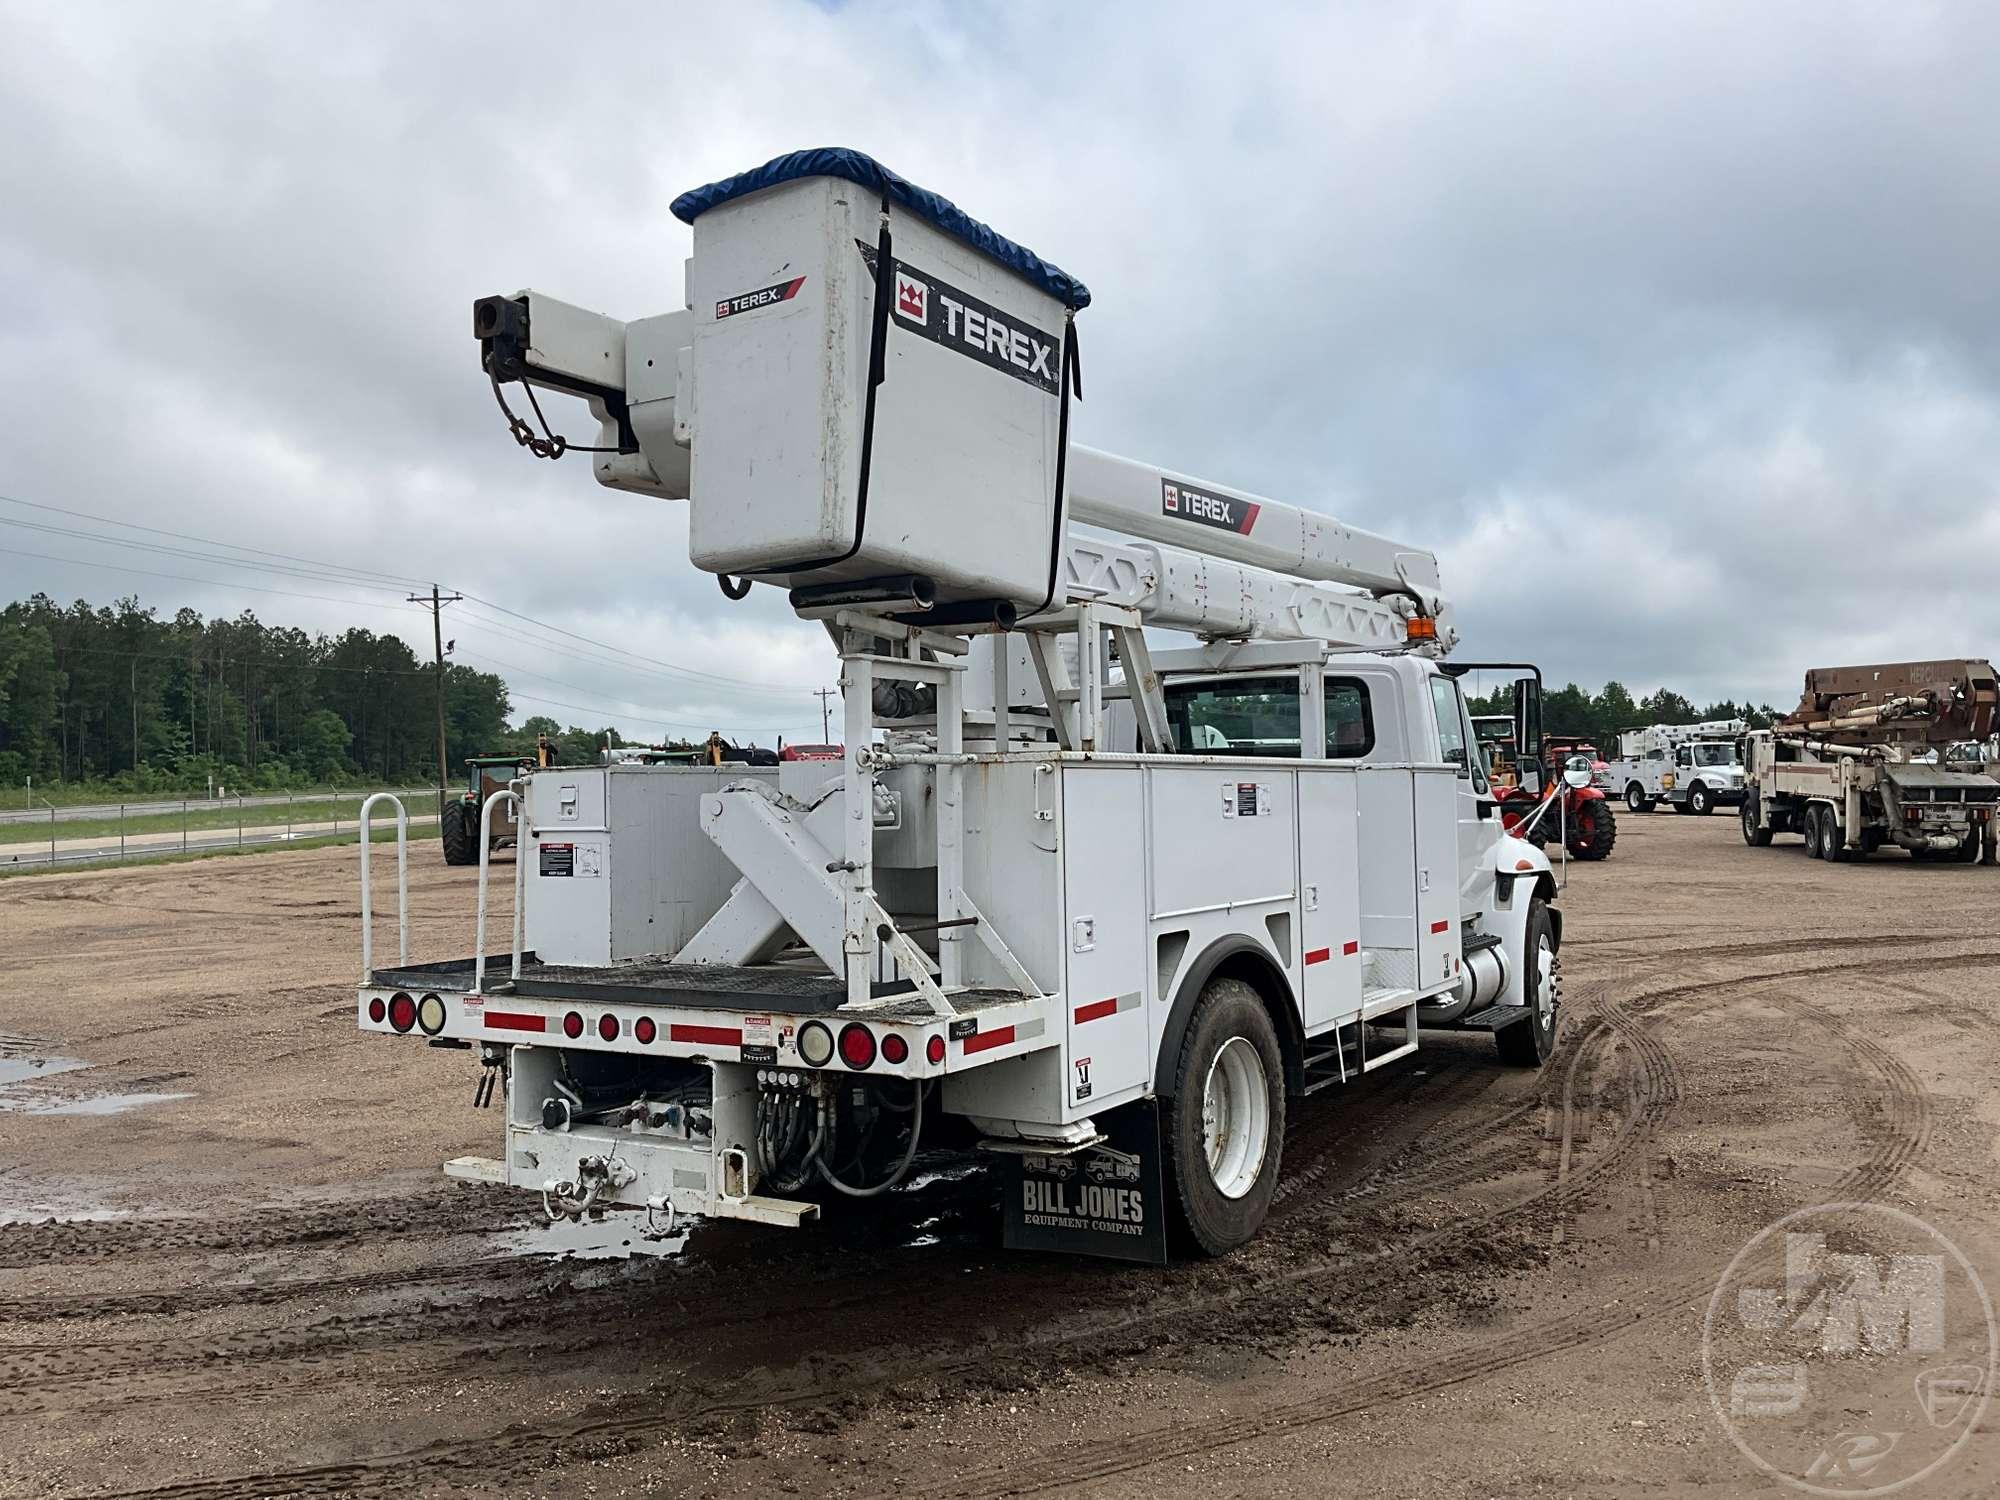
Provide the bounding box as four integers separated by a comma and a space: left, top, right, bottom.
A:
1822, 807, 1849, 862
1567, 798, 1618, 861
1957, 829, 1981, 863
1742, 799, 1773, 847
1497, 898, 1560, 1067
1625, 783, 1652, 814
1803, 804, 1824, 859
440, 798, 477, 866
1164, 978, 1286, 1256
1688, 783, 1713, 816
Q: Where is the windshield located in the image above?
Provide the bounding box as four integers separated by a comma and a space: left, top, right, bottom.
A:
1164, 676, 1301, 757
1690, 743, 1736, 767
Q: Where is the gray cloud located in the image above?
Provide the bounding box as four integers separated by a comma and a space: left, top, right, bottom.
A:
5, 0, 1999, 727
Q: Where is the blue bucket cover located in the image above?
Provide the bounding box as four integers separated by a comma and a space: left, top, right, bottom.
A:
671, 147, 1090, 311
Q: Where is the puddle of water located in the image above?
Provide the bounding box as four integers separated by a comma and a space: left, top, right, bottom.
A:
0, 1055, 91, 1088
30, 1092, 194, 1116
492, 1212, 696, 1261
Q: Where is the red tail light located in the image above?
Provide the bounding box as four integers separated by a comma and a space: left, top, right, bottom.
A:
562, 1011, 585, 1039
926, 1034, 946, 1065
597, 1013, 620, 1042
837, 1023, 876, 1070
387, 992, 417, 1033
880, 1033, 909, 1065
634, 1016, 657, 1045
367, 996, 386, 1024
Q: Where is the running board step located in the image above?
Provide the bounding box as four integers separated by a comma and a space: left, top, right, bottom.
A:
1458, 1004, 1532, 1031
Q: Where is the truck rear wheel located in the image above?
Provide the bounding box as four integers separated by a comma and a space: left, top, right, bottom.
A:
1497, 899, 1559, 1067
1567, 799, 1617, 860
1803, 804, 1824, 858
1164, 978, 1285, 1256
1741, 799, 1773, 847
1625, 782, 1652, 813
1956, 830, 1981, 863
1821, 807, 1849, 862
440, 799, 477, 866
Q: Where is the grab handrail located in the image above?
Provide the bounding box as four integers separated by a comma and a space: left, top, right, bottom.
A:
358, 793, 409, 980
473, 786, 526, 995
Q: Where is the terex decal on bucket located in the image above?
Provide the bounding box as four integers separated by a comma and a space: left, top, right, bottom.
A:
1003, 1100, 1167, 1265
856, 240, 1060, 394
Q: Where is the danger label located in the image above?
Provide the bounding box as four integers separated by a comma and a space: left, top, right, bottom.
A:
1162, 477, 1261, 535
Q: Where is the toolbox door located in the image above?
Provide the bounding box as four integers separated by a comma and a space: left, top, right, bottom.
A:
1297, 769, 1362, 1031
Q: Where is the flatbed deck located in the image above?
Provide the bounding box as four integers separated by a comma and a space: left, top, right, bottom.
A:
368, 954, 1028, 1022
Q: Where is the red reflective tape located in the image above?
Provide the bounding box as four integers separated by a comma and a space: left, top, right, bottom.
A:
1073, 998, 1119, 1024
1304, 947, 1331, 966
1342, 940, 1360, 956
963, 1025, 1015, 1054
485, 1011, 546, 1033
669, 1023, 742, 1047
1430, 920, 1451, 935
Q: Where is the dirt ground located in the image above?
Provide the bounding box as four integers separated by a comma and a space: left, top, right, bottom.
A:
2, 811, 1996, 1498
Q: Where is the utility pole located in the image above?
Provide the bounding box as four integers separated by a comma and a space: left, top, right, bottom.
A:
409, 584, 464, 820
131, 657, 139, 773
815, 686, 838, 742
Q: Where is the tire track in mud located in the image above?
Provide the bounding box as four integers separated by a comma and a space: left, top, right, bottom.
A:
42, 939, 1965, 1500
938, 952, 1944, 1496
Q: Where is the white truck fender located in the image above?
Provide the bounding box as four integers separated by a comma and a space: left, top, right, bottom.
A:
1489, 834, 1558, 1007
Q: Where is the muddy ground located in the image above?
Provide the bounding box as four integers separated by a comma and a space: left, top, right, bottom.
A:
1, 812, 1996, 1497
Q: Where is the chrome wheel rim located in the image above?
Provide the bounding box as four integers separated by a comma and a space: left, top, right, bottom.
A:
1201, 1036, 1270, 1200
1535, 935, 1559, 1030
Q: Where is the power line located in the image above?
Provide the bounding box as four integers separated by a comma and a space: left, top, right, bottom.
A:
0, 515, 418, 597
0, 491, 431, 591
0, 542, 439, 617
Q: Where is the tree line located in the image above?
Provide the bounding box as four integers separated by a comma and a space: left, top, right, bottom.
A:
1463, 679, 1784, 749
0, 595, 638, 795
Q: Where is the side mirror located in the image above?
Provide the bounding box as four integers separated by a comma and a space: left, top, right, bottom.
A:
1563, 765, 1592, 790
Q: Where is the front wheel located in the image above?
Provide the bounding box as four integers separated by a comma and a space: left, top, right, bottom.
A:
1688, 783, 1713, 816
1742, 799, 1773, 847
1497, 898, 1560, 1066
1164, 978, 1286, 1257
1567, 798, 1618, 860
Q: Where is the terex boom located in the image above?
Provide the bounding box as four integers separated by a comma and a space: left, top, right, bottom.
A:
356, 149, 1566, 1259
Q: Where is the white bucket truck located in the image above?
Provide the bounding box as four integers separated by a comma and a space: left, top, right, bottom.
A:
1603, 720, 1747, 815
360, 150, 1564, 1261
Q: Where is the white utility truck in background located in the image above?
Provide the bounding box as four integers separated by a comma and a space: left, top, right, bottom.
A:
1602, 720, 1747, 815
1742, 660, 2000, 864
357, 149, 1564, 1261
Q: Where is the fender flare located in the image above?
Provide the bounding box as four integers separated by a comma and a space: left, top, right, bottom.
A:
1153, 935, 1304, 1099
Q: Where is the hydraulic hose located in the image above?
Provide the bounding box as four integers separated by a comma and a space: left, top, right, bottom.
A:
816, 1080, 924, 1198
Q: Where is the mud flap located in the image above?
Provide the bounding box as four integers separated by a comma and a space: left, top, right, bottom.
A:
1002, 1099, 1168, 1265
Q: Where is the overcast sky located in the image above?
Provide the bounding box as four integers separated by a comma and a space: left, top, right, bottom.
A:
6, 1, 1999, 737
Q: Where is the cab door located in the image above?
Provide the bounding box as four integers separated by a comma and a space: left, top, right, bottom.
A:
1427, 674, 1493, 910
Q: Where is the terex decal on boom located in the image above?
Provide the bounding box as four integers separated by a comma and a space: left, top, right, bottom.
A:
1162, 477, 1260, 535
855, 241, 1059, 394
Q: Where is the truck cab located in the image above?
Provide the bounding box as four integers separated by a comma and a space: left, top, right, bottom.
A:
1603, 721, 1747, 815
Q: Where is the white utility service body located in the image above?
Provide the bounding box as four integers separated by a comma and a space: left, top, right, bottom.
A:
1601, 719, 1747, 815
362, 149, 1563, 1259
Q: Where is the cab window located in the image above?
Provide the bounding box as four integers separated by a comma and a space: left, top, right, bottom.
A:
1324, 677, 1374, 759
1164, 676, 1300, 758
1428, 676, 1471, 774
